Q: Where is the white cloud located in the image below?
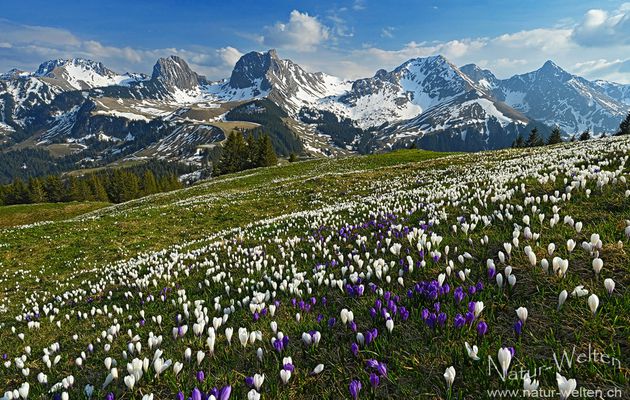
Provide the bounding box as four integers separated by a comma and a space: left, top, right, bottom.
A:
572, 4, 630, 46
0, 19, 242, 80
217, 46, 244, 67
352, 0, 366, 11
262, 10, 330, 52
380, 27, 395, 38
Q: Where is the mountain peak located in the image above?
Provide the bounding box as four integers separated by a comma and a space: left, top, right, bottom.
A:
460, 64, 498, 89
0, 68, 30, 80
35, 58, 111, 77
151, 55, 201, 90
228, 50, 281, 90
539, 60, 567, 74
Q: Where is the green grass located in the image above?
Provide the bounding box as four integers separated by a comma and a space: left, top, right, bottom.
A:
0, 149, 454, 290
0, 141, 628, 399
0, 201, 110, 229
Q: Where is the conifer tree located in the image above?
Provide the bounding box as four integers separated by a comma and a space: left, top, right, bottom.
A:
44, 175, 64, 202
89, 175, 109, 202
546, 126, 563, 145
512, 134, 525, 148
525, 127, 544, 147
246, 134, 258, 168
578, 129, 591, 141
618, 112, 630, 135
141, 170, 159, 195
28, 177, 47, 203
217, 131, 248, 175
256, 134, 278, 167
7, 178, 29, 204
65, 176, 83, 202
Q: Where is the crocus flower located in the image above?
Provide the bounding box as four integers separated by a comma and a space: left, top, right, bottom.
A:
349, 380, 362, 399
523, 372, 539, 396
556, 373, 577, 400
454, 314, 465, 328
516, 307, 528, 324
476, 321, 488, 336
280, 369, 291, 384
369, 373, 380, 388
465, 342, 479, 361
558, 290, 568, 310
588, 294, 599, 315
443, 366, 456, 389
192, 388, 202, 400
604, 278, 615, 295
497, 347, 512, 379
351, 342, 359, 357
514, 320, 523, 336
218, 385, 232, 400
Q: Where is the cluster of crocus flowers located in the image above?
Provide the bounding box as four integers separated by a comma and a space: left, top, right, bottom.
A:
1, 136, 628, 399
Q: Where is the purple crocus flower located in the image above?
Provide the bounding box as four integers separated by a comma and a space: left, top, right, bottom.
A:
514, 320, 523, 336
454, 287, 465, 303
365, 359, 379, 369
365, 331, 373, 345
488, 268, 496, 279
196, 370, 205, 382
465, 311, 475, 325
454, 313, 465, 328
328, 317, 337, 327
376, 362, 387, 377
400, 307, 409, 321
218, 385, 232, 400
349, 380, 362, 399
508, 347, 516, 357
437, 312, 447, 327
192, 388, 202, 400
106, 393, 115, 400
245, 376, 255, 388
351, 342, 359, 356
477, 321, 488, 336
369, 373, 380, 388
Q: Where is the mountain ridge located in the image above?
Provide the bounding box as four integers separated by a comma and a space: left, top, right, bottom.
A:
0, 50, 629, 180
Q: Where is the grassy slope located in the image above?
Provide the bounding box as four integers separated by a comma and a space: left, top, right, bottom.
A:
0, 150, 455, 312
0, 202, 109, 229
0, 142, 628, 399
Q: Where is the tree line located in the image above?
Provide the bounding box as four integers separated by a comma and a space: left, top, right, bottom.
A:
214, 131, 278, 175
512, 111, 630, 148
0, 161, 185, 206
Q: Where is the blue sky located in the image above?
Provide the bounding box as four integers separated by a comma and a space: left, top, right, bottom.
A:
2, 0, 630, 82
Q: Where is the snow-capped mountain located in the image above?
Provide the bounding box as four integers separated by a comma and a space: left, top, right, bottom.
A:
33, 58, 144, 90
1, 50, 629, 180
219, 49, 350, 112
462, 61, 628, 134
320, 55, 480, 129
593, 80, 630, 106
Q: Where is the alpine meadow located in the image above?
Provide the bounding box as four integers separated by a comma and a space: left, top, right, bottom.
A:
0, 1, 629, 400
